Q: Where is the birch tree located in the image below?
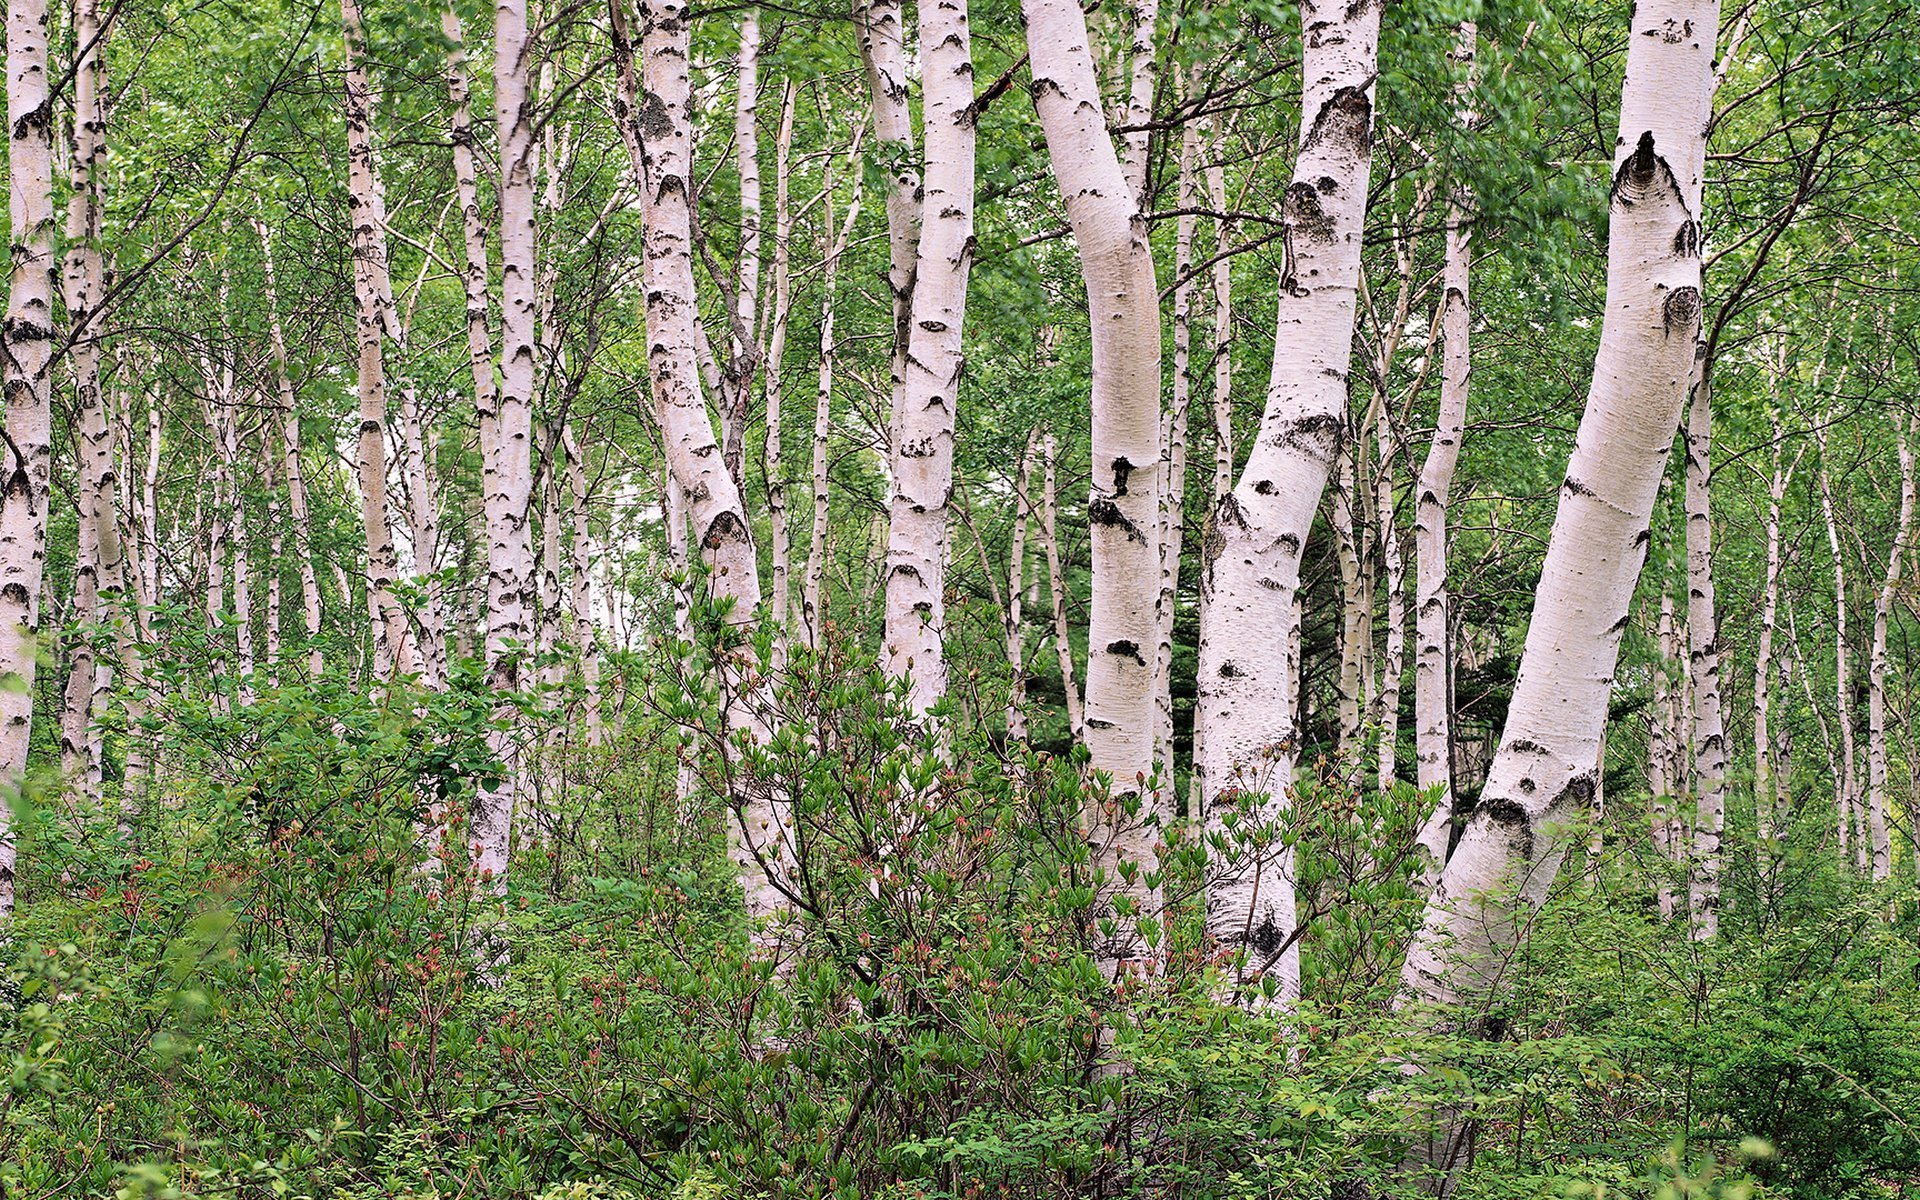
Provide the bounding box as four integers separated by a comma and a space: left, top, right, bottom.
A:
1194, 0, 1382, 1001
341, 0, 417, 682
1402, 0, 1718, 1009
881, 0, 976, 717
0, 0, 56, 918
1026, 0, 1164, 949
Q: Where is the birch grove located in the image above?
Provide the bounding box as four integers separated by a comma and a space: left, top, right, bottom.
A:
11, 0, 1920, 1189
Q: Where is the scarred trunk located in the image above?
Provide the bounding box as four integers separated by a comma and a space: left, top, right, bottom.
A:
1027, 0, 1164, 957
1195, 0, 1381, 1001
614, 0, 788, 932
0, 0, 56, 917
59, 0, 112, 801
1401, 0, 1716, 1009
881, 0, 975, 716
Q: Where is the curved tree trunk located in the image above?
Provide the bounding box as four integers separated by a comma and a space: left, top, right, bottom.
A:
1413, 22, 1475, 871
1027, 0, 1164, 958
1817, 426, 1861, 870
1401, 0, 1717, 1011
614, 0, 788, 933
1195, 0, 1381, 1002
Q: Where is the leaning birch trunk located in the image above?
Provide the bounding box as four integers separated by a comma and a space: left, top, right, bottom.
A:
1195, 0, 1381, 1002
342, 0, 416, 683
58, 0, 111, 802
1007, 434, 1039, 745
1867, 417, 1913, 882
1401, 0, 1716, 1014
0, 0, 56, 919
882, 0, 975, 717
1154, 104, 1198, 808
1027, 0, 1164, 961
1413, 55, 1472, 866
1039, 434, 1084, 743
257, 219, 324, 677
561, 430, 602, 743
613, 0, 789, 934
1684, 362, 1728, 941
473, 0, 540, 904
1817, 427, 1860, 870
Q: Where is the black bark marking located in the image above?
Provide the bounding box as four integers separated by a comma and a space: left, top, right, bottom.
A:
1106, 639, 1147, 667
1111, 456, 1135, 496
1664, 286, 1702, 335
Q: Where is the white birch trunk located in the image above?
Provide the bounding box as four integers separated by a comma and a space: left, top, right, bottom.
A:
1752, 422, 1795, 867
342, 0, 416, 683
1401, 0, 1716, 1008
764, 84, 796, 649
1684, 364, 1728, 941
1008, 434, 1039, 745
614, 0, 790, 933
1377, 401, 1405, 794
1119, 0, 1157, 201
59, 0, 111, 800
1818, 428, 1860, 870
1652, 577, 1680, 920
1195, 0, 1381, 1000
882, 0, 975, 717
1413, 67, 1472, 865
1153, 100, 1198, 807
1039, 434, 1084, 743
802, 145, 863, 649
1027, 0, 1164, 947
1867, 417, 1913, 882
0, 0, 56, 917
562, 429, 601, 742
257, 220, 325, 678
475, 0, 540, 900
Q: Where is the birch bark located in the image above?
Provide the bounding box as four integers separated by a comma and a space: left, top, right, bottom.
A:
1684, 363, 1728, 940
59, 0, 111, 799
0, 0, 56, 917
257, 220, 324, 677
1866, 417, 1913, 882
473, 0, 540, 899
613, 0, 789, 931
1195, 0, 1381, 1000
1817, 426, 1860, 870
342, 0, 416, 683
1401, 0, 1717, 1008
1027, 0, 1164, 937
882, 0, 975, 716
